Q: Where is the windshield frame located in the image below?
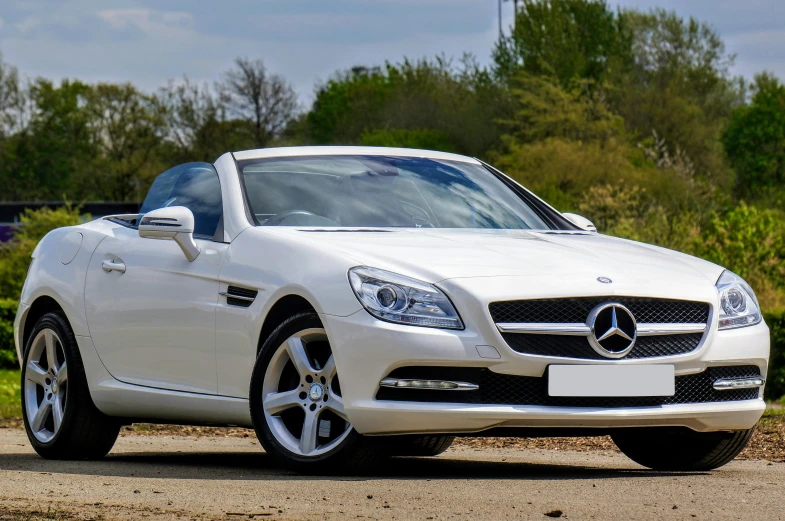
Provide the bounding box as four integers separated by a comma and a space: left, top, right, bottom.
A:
233, 154, 579, 232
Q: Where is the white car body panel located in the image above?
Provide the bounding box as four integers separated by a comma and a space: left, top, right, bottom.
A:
85, 226, 228, 394
14, 146, 770, 435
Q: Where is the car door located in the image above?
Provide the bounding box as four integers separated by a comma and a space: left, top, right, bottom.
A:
85, 163, 227, 394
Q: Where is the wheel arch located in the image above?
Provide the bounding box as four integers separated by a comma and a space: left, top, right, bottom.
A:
257, 294, 318, 353
21, 295, 68, 357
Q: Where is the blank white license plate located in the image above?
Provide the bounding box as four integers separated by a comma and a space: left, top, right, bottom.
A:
548, 365, 675, 397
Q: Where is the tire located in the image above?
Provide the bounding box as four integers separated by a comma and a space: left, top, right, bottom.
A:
21, 312, 121, 459
611, 427, 754, 471
388, 435, 455, 456
249, 312, 384, 473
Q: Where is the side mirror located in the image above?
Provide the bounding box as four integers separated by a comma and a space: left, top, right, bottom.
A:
138, 206, 201, 261
562, 213, 597, 233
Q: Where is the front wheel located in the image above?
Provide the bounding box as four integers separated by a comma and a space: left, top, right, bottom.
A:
249, 312, 382, 473
21, 312, 120, 459
612, 427, 754, 471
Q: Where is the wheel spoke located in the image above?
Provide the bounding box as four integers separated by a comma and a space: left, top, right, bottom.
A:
26, 361, 48, 386
325, 394, 349, 422
52, 396, 64, 432
57, 363, 67, 384
31, 400, 52, 432
286, 336, 316, 378
299, 410, 320, 454
320, 355, 337, 381
263, 389, 301, 415
44, 330, 58, 372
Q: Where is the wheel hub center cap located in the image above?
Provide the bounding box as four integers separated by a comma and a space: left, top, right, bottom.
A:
51, 380, 58, 394
308, 383, 324, 402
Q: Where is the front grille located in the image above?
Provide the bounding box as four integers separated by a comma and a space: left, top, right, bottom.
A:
502, 333, 703, 359
375, 366, 761, 407
489, 297, 710, 324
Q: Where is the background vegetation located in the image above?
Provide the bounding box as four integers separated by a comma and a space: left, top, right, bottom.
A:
0, 0, 782, 399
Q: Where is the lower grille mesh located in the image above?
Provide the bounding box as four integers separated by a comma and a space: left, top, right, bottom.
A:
375, 366, 761, 407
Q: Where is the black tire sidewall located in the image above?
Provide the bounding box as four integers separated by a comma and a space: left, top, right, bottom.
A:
21, 312, 80, 453
249, 312, 363, 470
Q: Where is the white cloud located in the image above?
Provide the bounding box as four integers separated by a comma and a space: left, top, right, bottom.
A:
98, 9, 194, 38
15, 16, 40, 33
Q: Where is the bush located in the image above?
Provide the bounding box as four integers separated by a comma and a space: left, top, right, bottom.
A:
0, 299, 16, 368
0, 204, 85, 301
0, 204, 86, 368
765, 311, 785, 402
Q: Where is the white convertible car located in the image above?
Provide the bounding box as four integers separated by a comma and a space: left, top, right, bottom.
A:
14, 147, 770, 472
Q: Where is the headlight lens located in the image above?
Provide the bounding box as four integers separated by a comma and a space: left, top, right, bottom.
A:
348, 267, 464, 329
716, 270, 762, 330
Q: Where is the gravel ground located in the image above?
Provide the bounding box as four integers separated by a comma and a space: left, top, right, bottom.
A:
0, 427, 784, 521
118, 411, 785, 463
0, 414, 782, 520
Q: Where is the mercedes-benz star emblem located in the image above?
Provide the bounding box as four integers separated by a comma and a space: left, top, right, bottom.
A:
586, 303, 637, 358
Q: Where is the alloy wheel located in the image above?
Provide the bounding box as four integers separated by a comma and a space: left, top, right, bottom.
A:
24, 329, 68, 443
262, 328, 351, 457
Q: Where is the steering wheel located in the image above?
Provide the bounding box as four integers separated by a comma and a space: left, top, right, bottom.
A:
262, 210, 340, 227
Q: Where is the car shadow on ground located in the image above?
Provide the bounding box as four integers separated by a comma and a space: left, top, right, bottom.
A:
0, 450, 705, 481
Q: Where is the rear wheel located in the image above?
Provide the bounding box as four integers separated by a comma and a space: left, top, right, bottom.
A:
389, 435, 455, 456
250, 312, 383, 473
22, 312, 120, 459
612, 427, 754, 471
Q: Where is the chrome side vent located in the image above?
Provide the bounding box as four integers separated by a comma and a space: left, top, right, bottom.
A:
221, 285, 258, 308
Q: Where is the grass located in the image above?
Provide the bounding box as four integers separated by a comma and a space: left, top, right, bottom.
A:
0, 369, 22, 420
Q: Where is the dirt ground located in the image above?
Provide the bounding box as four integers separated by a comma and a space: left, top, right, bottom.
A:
0, 426, 783, 521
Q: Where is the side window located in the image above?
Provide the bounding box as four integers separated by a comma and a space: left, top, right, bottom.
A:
140, 162, 223, 239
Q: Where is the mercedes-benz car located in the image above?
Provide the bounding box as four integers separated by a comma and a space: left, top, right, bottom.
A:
14, 147, 770, 472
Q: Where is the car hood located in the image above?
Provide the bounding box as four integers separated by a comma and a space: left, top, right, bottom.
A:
261, 228, 724, 289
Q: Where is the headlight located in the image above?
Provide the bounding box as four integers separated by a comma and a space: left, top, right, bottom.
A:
348, 267, 464, 329
716, 270, 762, 330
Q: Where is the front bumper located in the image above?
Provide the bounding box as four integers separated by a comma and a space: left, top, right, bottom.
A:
321, 310, 770, 436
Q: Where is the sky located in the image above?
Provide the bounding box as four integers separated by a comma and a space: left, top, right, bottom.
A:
0, 0, 783, 103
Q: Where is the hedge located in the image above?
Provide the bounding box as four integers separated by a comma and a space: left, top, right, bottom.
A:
0, 299, 783, 400
0, 299, 16, 368
764, 311, 785, 401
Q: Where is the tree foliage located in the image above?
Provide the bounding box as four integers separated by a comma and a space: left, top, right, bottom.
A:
723, 73, 785, 197
219, 58, 299, 148
493, 0, 631, 86
306, 57, 510, 157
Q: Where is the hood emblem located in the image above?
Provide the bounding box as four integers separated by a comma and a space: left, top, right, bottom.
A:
587, 303, 637, 358
597, 276, 612, 284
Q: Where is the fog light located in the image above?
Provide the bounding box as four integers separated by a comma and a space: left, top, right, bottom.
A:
713, 377, 765, 390
379, 378, 479, 391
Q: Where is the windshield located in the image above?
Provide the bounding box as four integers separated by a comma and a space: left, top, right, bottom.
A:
237, 155, 553, 230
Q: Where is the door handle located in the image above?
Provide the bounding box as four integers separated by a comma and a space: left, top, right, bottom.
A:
101, 260, 126, 273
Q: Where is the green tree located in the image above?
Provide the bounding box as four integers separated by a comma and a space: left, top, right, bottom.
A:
493, 0, 631, 86
723, 73, 785, 198
158, 79, 255, 163
218, 58, 299, 148
610, 8, 743, 186
0, 79, 96, 201
84, 83, 169, 202
307, 56, 510, 157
